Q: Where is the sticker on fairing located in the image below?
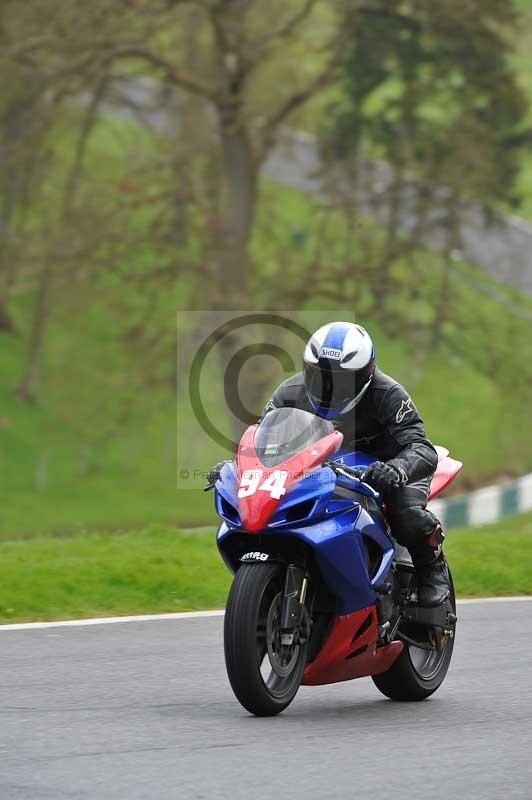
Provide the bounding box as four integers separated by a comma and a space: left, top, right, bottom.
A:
264, 443, 279, 455
238, 469, 288, 500
241, 552, 270, 561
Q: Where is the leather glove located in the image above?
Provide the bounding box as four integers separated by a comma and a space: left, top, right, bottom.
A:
362, 460, 408, 492
207, 460, 231, 485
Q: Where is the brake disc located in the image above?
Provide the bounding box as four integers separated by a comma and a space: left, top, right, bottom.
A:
266, 593, 300, 678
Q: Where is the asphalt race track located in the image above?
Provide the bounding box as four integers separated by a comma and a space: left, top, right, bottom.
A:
1, 599, 531, 799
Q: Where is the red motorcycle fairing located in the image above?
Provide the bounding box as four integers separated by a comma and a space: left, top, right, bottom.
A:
303, 605, 403, 686
236, 424, 344, 532
428, 445, 463, 501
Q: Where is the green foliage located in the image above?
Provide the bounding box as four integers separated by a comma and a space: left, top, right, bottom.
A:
251, 182, 532, 466
0, 112, 530, 539
508, 0, 532, 218
327, 0, 530, 207
1, 3, 532, 543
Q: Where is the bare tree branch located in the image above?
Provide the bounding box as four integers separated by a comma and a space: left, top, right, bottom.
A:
250, 0, 318, 49
102, 47, 216, 100
258, 55, 339, 157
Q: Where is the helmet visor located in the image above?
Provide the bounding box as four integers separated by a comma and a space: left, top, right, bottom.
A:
304, 361, 373, 412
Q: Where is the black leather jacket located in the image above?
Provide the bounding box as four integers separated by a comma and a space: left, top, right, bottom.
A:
263, 367, 438, 484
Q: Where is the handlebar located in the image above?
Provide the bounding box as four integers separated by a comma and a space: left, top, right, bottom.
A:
324, 460, 366, 480
323, 460, 381, 500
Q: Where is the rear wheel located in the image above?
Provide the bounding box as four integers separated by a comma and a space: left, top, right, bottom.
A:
372, 569, 456, 701
224, 563, 308, 716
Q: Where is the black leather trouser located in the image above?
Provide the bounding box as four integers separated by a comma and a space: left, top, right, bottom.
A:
384, 474, 442, 566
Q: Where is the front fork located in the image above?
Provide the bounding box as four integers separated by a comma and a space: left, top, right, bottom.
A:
280, 565, 309, 646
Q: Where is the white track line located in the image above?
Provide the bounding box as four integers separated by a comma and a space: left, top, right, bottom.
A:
0, 610, 225, 631
0, 597, 530, 631
456, 596, 532, 604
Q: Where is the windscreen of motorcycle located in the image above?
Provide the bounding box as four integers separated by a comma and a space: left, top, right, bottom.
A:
253, 407, 334, 467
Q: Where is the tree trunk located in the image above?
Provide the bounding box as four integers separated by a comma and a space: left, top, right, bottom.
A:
16, 260, 51, 403
431, 197, 460, 349
0, 300, 15, 333
217, 118, 257, 304
0, 215, 20, 334
374, 163, 403, 320
0, 161, 21, 334
15, 76, 108, 402
215, 115, 259, 445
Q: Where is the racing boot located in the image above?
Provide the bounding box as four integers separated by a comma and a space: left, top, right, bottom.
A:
415, 553, 451, 607
412, 523, 451, 607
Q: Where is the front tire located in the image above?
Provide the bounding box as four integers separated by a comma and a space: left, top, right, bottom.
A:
372, 569, 456, 701
224, 563, 307, 716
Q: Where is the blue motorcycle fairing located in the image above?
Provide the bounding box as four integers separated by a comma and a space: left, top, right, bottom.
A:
268, 472, 330, 527
334, 449, 376, 470
214, 462, 242, 526
215, 449, 395, 615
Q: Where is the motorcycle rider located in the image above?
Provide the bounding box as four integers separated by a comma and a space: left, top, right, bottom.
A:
209, 321, 451, 608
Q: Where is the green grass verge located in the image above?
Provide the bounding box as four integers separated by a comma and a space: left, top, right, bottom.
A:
1, 513, 530, 623
0, 526, 230, 623
445, 510, 532, 597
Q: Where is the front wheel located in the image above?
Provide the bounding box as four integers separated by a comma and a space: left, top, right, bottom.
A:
372, 568, 456, 701
224, 563, 307, 716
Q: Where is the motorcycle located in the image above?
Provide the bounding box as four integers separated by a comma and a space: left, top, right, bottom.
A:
208, 406, 463, 716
